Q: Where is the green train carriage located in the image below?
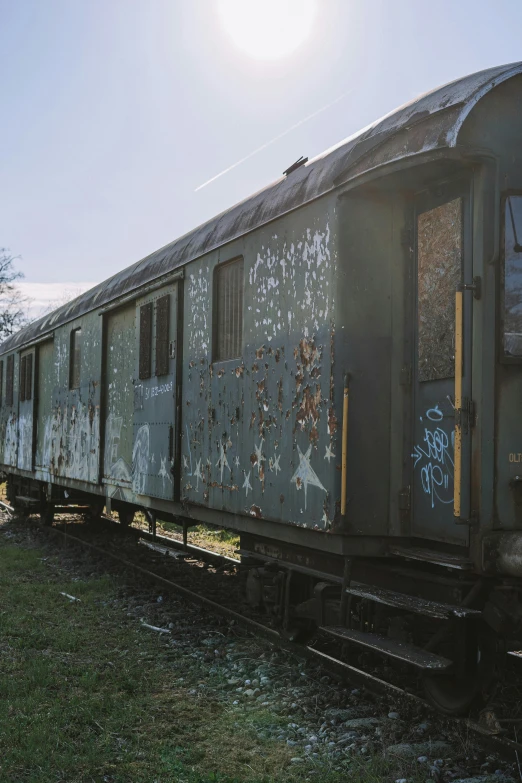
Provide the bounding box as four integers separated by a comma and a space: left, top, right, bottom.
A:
3, 62, 522, 712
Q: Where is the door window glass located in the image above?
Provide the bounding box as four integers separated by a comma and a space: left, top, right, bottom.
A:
417, 198, 462, 381
503, 195, 522, 356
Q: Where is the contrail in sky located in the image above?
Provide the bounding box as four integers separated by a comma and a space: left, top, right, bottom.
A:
194, 88, 353, 192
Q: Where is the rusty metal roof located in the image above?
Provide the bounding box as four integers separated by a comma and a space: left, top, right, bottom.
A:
3, 61, 522, 354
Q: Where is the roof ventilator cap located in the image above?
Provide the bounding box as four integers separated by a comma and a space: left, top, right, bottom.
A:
283, 156, 308, 177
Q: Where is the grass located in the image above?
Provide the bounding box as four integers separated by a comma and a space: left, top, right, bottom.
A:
0, 527, 442, 783
144, 516, 241, 559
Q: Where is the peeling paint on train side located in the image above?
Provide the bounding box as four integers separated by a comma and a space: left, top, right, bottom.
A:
181, 202, 339, 531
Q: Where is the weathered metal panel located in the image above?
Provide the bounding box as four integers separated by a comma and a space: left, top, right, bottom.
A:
133, 283, 178, 500
457, 74, 522, 537
0, 353, 18, 467
181, 200, 338, 530
103, 304, 136, 500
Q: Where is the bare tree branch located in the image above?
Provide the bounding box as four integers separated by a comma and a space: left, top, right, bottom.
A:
0, 249, 30, 343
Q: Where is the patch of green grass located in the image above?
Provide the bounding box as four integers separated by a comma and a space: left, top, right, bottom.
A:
0, 531, 431, 783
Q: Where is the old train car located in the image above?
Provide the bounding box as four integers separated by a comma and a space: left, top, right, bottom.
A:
3, 62, 522, 713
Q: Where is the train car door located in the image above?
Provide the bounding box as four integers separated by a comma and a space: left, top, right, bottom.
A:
35, 339, 54, 479
17, 348, 35, 471
103, 303, 136, 500
133, 281, 179, 500
410, 186, 472, 544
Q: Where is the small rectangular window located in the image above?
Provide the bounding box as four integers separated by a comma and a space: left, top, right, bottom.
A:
214, 258, 244, 362
503, 195, 522, 356
417, 198, 462, 381
139, 302, 153, 379
69, 328, 82, 390
25, 353, 33, 401
155, 294, 170, 376
0, 360, 3, 407
6, 355, 14, 406
20, 356, 27, 402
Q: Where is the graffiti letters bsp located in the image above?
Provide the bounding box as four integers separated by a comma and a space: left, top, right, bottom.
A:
412, 404, 454, 508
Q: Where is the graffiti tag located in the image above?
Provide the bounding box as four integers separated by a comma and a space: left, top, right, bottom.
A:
412, 404, 454, 508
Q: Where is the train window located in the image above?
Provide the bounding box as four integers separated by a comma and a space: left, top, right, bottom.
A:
503, 195, 522, 356
139, 302, 153, 379
417, 198, 462, 382
214, 257, 244, 362
0, 360, 3, 407
19, 354, 32, 402
155, 294, 170, 376
25, 354, 33, 401
6, 355, 14, 406
20, 355, 27, 402
69, 328, 82, 390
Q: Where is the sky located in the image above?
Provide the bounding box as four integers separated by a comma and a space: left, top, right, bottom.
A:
1, 0, 522, 318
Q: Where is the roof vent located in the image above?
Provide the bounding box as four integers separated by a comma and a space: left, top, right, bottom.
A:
283, 156, 308, 177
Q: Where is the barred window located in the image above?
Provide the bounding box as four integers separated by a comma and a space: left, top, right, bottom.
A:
25, 354, 33, 401
139, 302, 153, 380
214, 258, 244, 361
6, 355, 14, 406
19, 354, 33, 402
20, 355, 26, 402
69, 328, 82, 390
155, 294, 170, 376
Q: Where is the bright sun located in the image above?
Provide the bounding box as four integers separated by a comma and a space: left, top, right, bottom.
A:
217, 0, 317, 61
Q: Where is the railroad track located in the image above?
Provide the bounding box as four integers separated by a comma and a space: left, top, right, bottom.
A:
3, 499, 522, 763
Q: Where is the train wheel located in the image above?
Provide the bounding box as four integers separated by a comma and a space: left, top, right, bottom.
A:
118, 507, 135, 527
423, 622, 503, 715
40, 503, 55, 527
85, 499, 105, 522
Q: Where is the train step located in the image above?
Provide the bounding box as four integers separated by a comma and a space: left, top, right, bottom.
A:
321, 626, 453, 671
345, 583, 481, 620
389, 545, 474, 570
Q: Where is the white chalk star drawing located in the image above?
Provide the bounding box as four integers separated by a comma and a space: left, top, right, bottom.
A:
254, 439, 265, 473
270, 454, 281, 474
183, 455, 189, 470
193, 458, 203, 490
158, 456, 172, 490
234, 455, 240, 467
216, 443, 230, 483
243, 471, 252, 496
324, 445, 335, 463
291, 445, 327, 509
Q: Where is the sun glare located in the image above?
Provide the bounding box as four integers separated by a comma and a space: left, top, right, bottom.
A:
217, 0, 317, 61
